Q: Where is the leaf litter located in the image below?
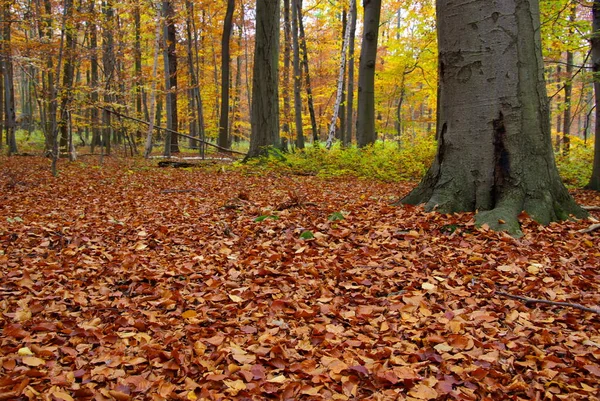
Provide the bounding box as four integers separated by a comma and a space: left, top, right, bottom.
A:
0, 157, 599, 400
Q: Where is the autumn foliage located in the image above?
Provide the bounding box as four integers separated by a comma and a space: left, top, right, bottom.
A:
1, 156, 599, 400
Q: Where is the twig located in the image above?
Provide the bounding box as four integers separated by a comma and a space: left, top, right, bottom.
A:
497, 291, 600, 314
578, 223, 600, 234
582, 205, 600, 211
160, 189, 201, 194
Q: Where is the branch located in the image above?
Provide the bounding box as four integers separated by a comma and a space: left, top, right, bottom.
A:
578, 223, 600, 234
582, 206, 600, 211
96, 105, 247, 156
497, 291, 600, 315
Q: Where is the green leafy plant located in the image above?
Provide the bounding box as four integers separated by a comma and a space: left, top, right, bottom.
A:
299, 230, 314, 239
254, 215, 279, 222
328, 212, 345, 221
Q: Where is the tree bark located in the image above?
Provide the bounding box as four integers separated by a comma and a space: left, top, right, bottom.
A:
1, 0, 17, 155
401, 0, 586, 235
89, 0, 100, 153
291, 0, 304, 149
587, 0, 600, 191
345, 2, 357, 147
101, 0, 115, 158
281, 0, 292, 151
218, 0, 234, 150
144, 13, 162, 159
356, 0, 381, 148
326, 2, 354, 149
562, 4, 576, 156
162, 0, 179, 156
133, 3, 143, 140
58, 0, 75, 155
246, 0, 281, 159
297, 0, 318, 143
184, 0, 206, 158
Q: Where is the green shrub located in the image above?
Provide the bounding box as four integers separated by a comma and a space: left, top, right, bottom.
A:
234, 135, 436, 182
555, 137, 594, 188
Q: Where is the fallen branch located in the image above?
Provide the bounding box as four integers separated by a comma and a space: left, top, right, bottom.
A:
160, 189, 201, 194
582, 205, 600, 211
578, 223, 600, 234
497, 291, 600, 315
97, 105, 247, 156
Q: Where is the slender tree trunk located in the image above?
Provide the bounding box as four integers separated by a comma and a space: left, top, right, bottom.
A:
291, 0, 304, 149
134, 4, 142, 140
58, 0, 75, 155
338, 10, 347, 143
185, 0, 206, 158
401, 0, 586, 235
281, 0, 292, 151
218, 0, 234, 149
345, 1, 357, 147
144, 14, 162, 158
562, 5, 576, 156
162, 0, 179, 156
89, 0, 100, 152
246, 0, 281, 159
1, 0, 17, 155
326, 2, 354, 149
587, 0, 600, 191
356, 0, 381, 147
297, 0, 318, 143
102, 0, 115, 158
232, 32, 243, 143
50, 0, 68, 175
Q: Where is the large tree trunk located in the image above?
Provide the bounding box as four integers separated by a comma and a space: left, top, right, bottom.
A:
401, 0, 586, 235
246, 0, 281, 159
587, 0, 600, 191
356, 0, 381, 148
218, 0, 234, 150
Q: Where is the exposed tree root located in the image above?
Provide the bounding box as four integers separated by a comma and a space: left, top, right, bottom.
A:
578, 223, 600, 234
497, 291, 600, 315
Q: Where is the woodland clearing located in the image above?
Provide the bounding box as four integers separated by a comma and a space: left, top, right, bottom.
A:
0, 156, 599, 400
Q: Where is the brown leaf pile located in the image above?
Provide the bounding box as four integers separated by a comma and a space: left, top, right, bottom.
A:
1, 156, 599, 400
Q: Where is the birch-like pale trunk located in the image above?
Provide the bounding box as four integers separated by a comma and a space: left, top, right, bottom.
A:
326, 0, 354, 149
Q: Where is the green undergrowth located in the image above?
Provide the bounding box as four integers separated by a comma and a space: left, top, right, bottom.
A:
555, 137, 594, 188
236, 139, 436, 182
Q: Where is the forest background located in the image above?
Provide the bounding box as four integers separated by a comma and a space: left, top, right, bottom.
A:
0, 0, 595, 188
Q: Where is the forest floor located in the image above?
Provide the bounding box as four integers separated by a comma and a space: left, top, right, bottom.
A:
1, 156, 599, 401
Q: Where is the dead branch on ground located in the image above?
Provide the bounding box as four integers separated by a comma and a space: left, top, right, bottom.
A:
497, 291, 600, 315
